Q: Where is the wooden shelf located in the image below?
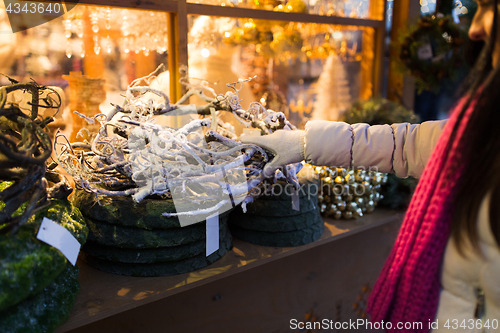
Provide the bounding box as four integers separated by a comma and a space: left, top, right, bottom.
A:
56, 209, 404, 333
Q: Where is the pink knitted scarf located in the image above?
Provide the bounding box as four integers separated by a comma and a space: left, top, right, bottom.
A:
366, 95, 478, 331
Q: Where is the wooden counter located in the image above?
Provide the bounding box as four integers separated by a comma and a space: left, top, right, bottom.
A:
57, 209, 404, 333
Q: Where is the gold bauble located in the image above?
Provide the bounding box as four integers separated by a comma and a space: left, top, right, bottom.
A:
343, 211, 353, 219
284, 0, 308, 13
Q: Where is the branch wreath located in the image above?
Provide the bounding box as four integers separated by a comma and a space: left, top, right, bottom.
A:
0, 80, 71, 234
55, 68, 302, 219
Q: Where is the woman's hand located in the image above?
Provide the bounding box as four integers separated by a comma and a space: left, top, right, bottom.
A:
240, 130, 305, 177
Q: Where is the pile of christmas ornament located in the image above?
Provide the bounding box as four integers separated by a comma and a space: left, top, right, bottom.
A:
315, 167, 387, 219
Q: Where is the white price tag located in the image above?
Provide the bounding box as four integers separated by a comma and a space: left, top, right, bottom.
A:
417, 43, 433, 60
206, 213, 219, 257
36, 217, 81, 266
291, 188, 300, 211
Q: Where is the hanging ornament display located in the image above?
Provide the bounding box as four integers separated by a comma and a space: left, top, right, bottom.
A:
223, 0, 308, 60
90, 10, 101, 55
223, 21, 273, 57
240, 49, 272, 98
259, 88, 289, 116
75, 17, 85, 58
63, 18, 72, 59
121, 10, 130, 54
105, 7, 112, 54
204, 0, 366, 65
301, 32, 336, 60
281, 0, 308, 13
270, 30, 304, 62
62, 5, 169, 58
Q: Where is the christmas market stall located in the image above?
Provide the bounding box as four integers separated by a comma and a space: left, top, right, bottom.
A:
0, 0, 433, 331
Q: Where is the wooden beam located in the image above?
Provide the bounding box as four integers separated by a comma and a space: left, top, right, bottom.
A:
62, 0, 178, 12
186, 3, 385, 28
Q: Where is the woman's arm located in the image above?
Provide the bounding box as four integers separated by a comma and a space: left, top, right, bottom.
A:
241, 119, 448, 179
304, 120, 447, 178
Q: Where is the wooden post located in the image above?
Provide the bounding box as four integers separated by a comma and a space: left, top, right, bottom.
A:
373, 0, 387, 97
387, 0, 420, 109
82, 7, 105, 79
360, 0, 386, 100
360, 26, 375, 100
172, 0, 189, 128
177, 0, 189, 100
135, 52, 158, 80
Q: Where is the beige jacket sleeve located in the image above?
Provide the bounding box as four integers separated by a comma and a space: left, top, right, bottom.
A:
303, 119, 448, 178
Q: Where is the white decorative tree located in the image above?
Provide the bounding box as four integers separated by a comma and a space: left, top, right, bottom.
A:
312, 54, 351, 121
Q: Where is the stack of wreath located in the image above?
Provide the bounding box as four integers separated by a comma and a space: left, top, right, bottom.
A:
228, 165, 324, 247
57, 71, 303, 275
0, 81, 88, 332
73, 190, 233, 277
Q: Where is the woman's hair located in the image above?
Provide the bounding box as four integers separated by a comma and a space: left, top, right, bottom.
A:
452, 0, 500, 254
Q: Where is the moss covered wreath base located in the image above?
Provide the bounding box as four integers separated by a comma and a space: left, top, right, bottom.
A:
72, 191, 234, 276
228, 166, 324, 247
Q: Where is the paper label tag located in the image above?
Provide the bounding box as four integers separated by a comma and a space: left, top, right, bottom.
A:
417, 43, 433, 60
292, 188, 300, 211
206, 213, 219, 257
36, 217, 81, 265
